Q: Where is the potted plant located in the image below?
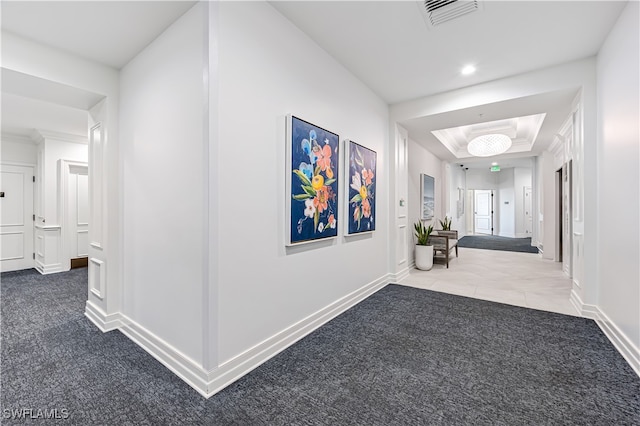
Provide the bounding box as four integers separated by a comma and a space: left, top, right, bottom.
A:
439, 216, 452, 231
414, 221, 434, 270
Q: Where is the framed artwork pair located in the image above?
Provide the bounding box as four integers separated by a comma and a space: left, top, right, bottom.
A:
286, 115, 377, 246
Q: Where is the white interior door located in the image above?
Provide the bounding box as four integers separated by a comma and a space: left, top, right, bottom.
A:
68, 165, 89, 260
1, 164, 34, 272
474, 190, 492, 235
524, 186, 532, 235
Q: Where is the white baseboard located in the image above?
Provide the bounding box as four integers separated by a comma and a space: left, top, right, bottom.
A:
388, 266, 411, 283
95, 274, 391, 398
84, 301, 123, 332
35, 260, 64, 275
570, 290, 640, 377
204, 274, 389, 397
117, 315, 211, 398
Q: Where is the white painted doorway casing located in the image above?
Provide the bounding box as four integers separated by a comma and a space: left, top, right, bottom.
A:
474, 190, 493, 235
0, 163, 35, 272
59, 160, 89, 271
524, 186, 533, 236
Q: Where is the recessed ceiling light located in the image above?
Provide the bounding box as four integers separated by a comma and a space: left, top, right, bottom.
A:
461, 65, 476, 75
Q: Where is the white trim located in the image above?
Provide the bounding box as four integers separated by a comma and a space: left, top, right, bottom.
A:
570, 290, 640, 377
118, 314, 210, 398
34, 260, 63, 275
31, 129, 88, 145
89, 257, 105, 299
84, 301, 123, 332
109, 274, 390, 398
205, 274, 388, 397
388, 266, 411, 283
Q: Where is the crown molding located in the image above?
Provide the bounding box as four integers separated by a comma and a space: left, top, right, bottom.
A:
1, 132, 37, 144
30, 129, 88, 145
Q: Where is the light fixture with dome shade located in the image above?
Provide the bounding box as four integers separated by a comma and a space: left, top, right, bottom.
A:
467, 134, 512, 157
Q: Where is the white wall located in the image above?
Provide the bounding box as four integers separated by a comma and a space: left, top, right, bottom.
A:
1, 93, 88, 137
408, 138, 442, 263
120, 4, 205, 365
498, 168, 515, 237
514, 167, 532, 237
1, 136, 37, 164
596, 1, 639, 355
466, 168, 499, 190
217, 2, 389, 363
447, 164, 466, 235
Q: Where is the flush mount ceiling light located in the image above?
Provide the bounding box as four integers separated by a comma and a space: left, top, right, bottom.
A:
461, 64, 476, 75
467, 134, 512, 157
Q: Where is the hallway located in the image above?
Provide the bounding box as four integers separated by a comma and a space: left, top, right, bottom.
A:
399, 247, 579, 317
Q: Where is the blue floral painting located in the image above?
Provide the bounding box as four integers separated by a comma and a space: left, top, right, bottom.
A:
347, 141, 376, 234
288, 116, 339, 244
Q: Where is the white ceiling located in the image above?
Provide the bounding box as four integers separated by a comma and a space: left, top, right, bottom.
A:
271, 1, 626, 104
1, 1, 627, 165
1, 1, 197, 70
1, 1, 196, 138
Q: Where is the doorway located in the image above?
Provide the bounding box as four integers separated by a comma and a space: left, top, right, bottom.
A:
474, 190, 493, 235
556, 162, 573, 276
60, 160, 89, 271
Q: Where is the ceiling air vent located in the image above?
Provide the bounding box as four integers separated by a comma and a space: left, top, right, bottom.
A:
421, 0, 482, 27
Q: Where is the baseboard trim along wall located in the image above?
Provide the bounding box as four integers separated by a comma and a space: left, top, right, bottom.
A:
84, 301, 123, 332
570, 290, 640, 377
204, 274, 390, 397
87, 274, 392, 398
35, 260, 64, 275
117, 315, 211, 398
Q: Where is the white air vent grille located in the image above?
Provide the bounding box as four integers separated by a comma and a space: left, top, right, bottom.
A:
422, 0, 481, 27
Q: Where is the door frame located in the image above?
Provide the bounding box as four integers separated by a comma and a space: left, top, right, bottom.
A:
59, 159, 89, 272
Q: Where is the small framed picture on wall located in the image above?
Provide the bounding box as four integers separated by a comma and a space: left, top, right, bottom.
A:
421, 174, 434, 220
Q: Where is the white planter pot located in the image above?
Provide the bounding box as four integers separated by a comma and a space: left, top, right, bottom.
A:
415, 245, 434, 271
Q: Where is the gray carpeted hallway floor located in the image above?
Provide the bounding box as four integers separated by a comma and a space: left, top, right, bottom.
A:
457, 235, 539, 253
2, 268, 639, 425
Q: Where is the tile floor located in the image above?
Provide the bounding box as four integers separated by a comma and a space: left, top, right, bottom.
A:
398, 247, 580, 317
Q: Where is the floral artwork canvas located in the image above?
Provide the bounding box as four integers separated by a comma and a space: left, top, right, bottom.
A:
346, 140, 376, 234
287, 115, 339, 245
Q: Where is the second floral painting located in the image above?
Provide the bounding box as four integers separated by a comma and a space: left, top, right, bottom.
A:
346, 140, 376, 234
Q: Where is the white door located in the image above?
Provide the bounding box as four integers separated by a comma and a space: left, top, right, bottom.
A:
474, 190, 492, 235
68, 166, 89, 261
1, 164, 34, 272
524, 187, 532, 235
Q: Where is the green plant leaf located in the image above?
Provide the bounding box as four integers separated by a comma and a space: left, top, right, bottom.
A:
350, 194, 362, 203
325, 178, 336, 186
314, 209, 319, 231
292, 194, 311, 200
302, 185, 316, 196
292, 169, 312, 187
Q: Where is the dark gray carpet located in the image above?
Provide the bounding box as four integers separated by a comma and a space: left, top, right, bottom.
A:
2, 269, 639, 425
458, 235, 539, 253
